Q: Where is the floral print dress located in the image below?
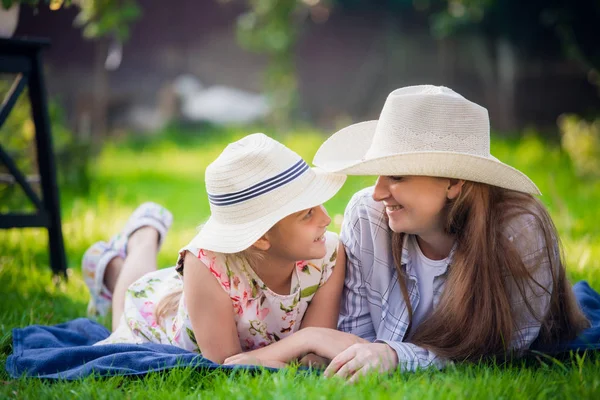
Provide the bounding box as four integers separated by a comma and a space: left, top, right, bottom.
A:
95, 231, 339, 353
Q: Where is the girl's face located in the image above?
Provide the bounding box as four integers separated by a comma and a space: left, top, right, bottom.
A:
264, 205, 332, 262
373, 175, 451, 236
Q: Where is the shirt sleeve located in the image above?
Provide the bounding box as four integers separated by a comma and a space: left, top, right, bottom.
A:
376, 339, 450, 372
503, 213, 555, 353
338, 192, 377, 342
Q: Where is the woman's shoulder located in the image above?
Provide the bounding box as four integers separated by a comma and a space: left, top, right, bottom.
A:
498, 195, 553, 239
501, 210, 548, 245
500, 209, 558, 268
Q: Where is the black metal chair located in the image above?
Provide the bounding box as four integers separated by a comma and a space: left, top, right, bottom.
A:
0, 37, 67, 278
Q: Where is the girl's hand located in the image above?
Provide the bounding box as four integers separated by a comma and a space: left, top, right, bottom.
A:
223, 353, 287, 369
323, 343, 398, 383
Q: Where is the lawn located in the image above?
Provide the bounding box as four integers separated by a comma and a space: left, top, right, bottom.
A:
1, 126, 600, 398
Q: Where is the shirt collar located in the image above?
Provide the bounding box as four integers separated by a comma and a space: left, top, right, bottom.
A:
402, 234, 456, 275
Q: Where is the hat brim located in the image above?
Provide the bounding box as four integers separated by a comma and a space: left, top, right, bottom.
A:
313, 120, 541, 195
189, 168, 346, 253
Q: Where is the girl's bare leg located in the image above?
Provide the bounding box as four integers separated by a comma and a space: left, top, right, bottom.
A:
104, 226, 159, 331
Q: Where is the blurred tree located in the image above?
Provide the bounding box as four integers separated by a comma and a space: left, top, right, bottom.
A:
1, 0, 141, 41
336, 0, 598, 70
334, 0, 599, 134
2, 1, 142, 141
0, 1, 137, 199
231, 0, 598, 127
428, 0, 599, 80
417, 0, 599, 130
235, 0, 317, 128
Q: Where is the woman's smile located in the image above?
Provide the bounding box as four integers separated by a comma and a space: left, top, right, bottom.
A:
385, 204, 404, 216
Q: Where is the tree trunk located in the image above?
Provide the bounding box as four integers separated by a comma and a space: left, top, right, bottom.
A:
92, 39, 109, 145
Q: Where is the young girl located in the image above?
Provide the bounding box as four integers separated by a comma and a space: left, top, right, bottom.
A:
303, 85, 589, 381
82, 133, 362, 366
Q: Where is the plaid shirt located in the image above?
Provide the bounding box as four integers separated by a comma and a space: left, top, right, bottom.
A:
338, 187, 554, 372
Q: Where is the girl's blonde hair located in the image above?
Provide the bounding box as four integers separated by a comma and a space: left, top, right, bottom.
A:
392, 181, 589, 361
154, 246, 265, 324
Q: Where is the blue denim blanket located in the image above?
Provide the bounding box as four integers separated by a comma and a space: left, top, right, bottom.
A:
4, 318, 260, 380
5, 281, 600, 380
531, 281, 600, 352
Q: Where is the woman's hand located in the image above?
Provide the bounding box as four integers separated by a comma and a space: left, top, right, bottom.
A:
323, 343, 398, 383
223, 353, 287, 369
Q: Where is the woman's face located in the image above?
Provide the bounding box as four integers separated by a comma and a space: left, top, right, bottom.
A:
372, 175, 451, 236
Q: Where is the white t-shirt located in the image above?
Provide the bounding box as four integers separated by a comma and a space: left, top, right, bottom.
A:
407, 235, 449, 337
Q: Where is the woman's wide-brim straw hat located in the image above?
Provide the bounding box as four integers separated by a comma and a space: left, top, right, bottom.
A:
189, 133, 346, 253
313, 85, 540, 195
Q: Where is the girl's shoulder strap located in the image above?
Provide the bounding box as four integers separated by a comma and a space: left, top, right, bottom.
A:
177, 244, 236, 290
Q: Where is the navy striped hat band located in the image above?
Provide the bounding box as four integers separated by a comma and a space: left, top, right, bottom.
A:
207, 159, 309, 206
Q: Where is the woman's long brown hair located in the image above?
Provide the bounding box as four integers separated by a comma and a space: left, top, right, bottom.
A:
392, 181, 589, 361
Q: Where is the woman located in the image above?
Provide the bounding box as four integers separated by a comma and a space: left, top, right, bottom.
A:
310, 85, 590, 381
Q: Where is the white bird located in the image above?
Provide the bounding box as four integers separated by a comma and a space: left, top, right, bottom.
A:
172, 74, 270, 125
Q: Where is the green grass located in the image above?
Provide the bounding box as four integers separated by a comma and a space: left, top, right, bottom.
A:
1, 125, 600, 398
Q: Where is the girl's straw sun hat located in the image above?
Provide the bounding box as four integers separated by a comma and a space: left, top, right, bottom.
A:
189, 133, 346, 253
313, 85, 540, 195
